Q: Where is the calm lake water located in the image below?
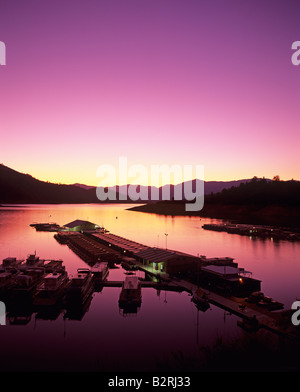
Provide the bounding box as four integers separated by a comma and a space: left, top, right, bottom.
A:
0, 204, 299, 371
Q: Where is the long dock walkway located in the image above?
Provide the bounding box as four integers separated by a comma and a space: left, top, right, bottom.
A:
102, 280, 183, 291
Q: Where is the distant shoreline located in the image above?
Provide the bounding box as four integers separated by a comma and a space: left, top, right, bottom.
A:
128, 201, 300, 229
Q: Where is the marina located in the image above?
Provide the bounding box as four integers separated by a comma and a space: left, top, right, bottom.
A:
1, 204, 300, 371
1, 0, 300, 375
1, 220, 297, 340
58, 229, 298, 338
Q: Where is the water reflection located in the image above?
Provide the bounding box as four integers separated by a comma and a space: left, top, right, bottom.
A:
2, 271, 192, 324
0, 204, 299, 371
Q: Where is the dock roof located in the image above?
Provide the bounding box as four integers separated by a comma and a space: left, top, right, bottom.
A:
90, 232, 199, 262
64, 220, 97, 228
201, 265, 239, 278
135, 247, 197, 264
91, 232, 149, 253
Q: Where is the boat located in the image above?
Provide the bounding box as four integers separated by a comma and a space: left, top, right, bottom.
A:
1, 257, 24, 270
255, 294, 283, 310
0, 271, 15, 296
119, 275, 142, 308
43, 259, 65, 273
33, 271, 69, 306
30, 222, 61, 232
191, 288, 210, 312
267, 299, 284, 311
11, 268, 45, 299
25, 254, 45, 267
90, 262, 109, 284
246, 291, 264, 303
65, 269, 94, 304
18, 254, 45, 272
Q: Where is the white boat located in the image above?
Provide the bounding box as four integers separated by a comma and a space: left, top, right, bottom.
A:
33, 271, 69, 306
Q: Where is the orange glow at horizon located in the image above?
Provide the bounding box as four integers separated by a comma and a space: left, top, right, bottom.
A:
5, 160, 299, 188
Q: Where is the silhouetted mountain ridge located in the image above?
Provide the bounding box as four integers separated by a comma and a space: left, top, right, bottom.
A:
72, 178, 256, 199
129, 178, 300, 227
0, 164, 120, 204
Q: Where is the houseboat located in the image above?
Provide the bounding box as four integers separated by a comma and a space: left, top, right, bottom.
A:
90, 262, 109, 284
43, 259, 65, 273
33, 271, 69, 306
11, 268, 45, 299
30, 222, 61, 232
25, 254, 45, 268
1, 257, 24, 270
119, 275, 142, 308
65, 269, 94, 304
0, 272, 15, 296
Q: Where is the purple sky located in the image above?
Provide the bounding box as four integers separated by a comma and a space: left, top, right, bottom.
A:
0, 0, 300, 185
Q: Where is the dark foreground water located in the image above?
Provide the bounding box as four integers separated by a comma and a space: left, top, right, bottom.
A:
0, 204, 300, 372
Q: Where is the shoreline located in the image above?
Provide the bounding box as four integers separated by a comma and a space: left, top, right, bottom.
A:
128, 201, 300, 230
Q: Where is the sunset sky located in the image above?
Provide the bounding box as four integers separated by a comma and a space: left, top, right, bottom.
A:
0, 0, 299, 186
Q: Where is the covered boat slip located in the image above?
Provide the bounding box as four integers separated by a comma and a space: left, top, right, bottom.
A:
54, 232, 121, 265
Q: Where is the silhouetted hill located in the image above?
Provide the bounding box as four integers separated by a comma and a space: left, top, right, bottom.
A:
1, 164, 253, 204
72, 183, 95, 190
129, 178, 300, 227
0, 164, 120, 204
72, 178, 254, 199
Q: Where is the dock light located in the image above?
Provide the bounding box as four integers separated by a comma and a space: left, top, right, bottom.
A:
239, 278, 243, 284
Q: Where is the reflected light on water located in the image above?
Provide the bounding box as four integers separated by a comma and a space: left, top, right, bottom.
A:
0, 204, 299, 371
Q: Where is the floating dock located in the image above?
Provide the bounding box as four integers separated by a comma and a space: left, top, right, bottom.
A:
202, 223, 300, 241
54, 231, 122, 266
